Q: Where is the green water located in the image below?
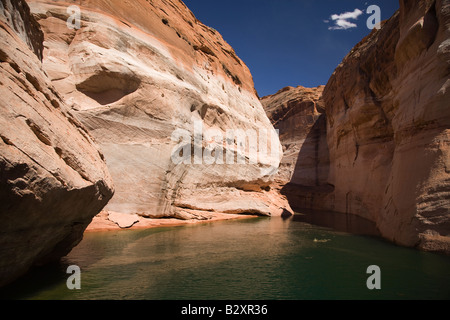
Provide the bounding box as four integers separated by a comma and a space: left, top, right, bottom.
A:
1, 216, 450, 300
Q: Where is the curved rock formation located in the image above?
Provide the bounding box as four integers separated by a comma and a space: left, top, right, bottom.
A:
27, 0, 288, 220
0, 0, 114, 286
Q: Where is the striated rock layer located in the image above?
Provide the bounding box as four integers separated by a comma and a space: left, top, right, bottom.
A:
0, 0, 114, 286
275, 0, 450, 254
27, 0, 290, 221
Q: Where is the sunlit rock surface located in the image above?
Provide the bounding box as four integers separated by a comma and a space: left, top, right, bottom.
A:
27, 0, 290, 220
0, 0, 114, 286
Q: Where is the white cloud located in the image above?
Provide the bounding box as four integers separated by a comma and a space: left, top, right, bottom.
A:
331, 9, 364, 21
327, 8, 363, 30
329, 19, 357, 30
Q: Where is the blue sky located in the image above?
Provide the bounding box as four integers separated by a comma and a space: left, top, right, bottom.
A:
183, 0, 399, 97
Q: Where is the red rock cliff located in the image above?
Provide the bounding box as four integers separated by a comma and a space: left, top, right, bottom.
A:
0, 0, 114, 286
324, 0, 449, 253
272, 0, 449, 254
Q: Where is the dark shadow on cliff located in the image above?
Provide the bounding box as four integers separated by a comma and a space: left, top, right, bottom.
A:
280, 115, 381, 237
281, 114, 334, 211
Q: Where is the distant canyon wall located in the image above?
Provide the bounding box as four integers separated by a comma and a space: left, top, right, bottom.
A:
265, 0, 450, 254
27, 0, 289, 220
261, 85, 328, 188
261, 86, 335, 213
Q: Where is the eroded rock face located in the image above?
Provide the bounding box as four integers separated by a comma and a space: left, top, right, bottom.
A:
324, 0, 450, 253
27, 0, 288, 220
265, 0, 449, 254
0, 0, 114, 286
272, 0, 448, 253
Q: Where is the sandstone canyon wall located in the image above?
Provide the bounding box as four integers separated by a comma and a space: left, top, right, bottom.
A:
0, 0, 114, 286
266, 0, 450, 254
26, 0, 289, 222
261, 86, 335, 212
325, 0, 449, 253
261, 85, 332, 194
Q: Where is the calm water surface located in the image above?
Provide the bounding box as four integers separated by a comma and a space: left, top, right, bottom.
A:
2, 215, 450, 300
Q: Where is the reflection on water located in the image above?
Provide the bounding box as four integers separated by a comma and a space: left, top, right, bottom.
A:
293, 210, 381, 237
1, 216, 450, 300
